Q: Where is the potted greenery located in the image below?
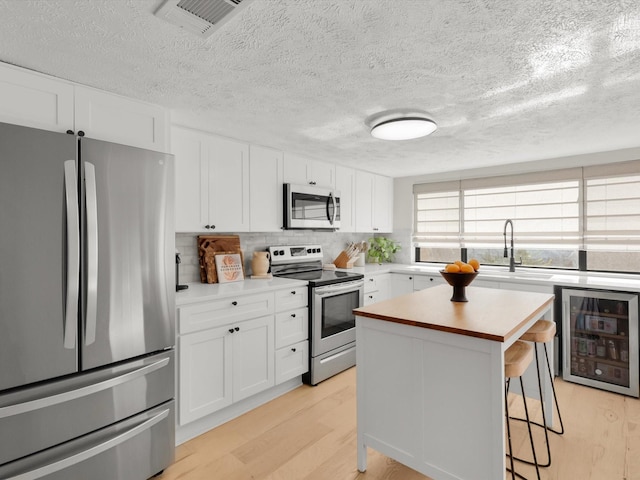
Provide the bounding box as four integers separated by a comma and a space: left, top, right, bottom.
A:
367, 237, 401, 264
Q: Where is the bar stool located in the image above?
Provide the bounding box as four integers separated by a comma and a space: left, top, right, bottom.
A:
511, 320, 565, 468
505, 340, 540, 480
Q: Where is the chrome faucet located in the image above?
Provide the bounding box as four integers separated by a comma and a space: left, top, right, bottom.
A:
503, 219, 522, 272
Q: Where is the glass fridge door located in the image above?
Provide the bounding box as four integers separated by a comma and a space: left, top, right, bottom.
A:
562, 288, 639, 397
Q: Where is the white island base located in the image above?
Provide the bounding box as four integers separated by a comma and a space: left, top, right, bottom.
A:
355, 285, 554, 480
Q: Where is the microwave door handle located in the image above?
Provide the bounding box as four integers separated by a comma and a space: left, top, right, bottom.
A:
326, 192, 337, 225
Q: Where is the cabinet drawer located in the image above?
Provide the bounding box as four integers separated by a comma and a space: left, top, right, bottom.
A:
364, 276, 378, 293
275, 307, 308, 349
178, 292, 274, 334
275, 287, 308, 312
413, 275, 444, 290
364, 291, 379, 306
275, 340, 308, 384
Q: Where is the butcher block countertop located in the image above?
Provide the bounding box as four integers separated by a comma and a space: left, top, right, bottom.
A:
353, 284, 554, 342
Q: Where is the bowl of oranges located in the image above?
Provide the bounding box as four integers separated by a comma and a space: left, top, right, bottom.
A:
439, 259, 480, 302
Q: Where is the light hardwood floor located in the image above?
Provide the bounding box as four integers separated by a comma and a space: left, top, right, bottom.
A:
158, 367, 640, 480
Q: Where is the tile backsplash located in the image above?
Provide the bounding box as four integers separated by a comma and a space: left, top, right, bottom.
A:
176, 231, 375, 284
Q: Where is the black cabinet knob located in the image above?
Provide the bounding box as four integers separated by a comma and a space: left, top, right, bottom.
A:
291, 291, 296, 295
228, 328, 234, 333
291, 347, 297, 352
409, 276, 413, 280
234, 327, 240, 332
232, 301, 238, 306
291, 313, 296, 318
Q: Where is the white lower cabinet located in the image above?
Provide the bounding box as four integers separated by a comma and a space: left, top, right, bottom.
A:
413, 274, 445, 290
178, 314, 274, 425
389, 273, 415, 297
364, 273, 390, 306
274, 288, 309, 383
177, 284, 308, 426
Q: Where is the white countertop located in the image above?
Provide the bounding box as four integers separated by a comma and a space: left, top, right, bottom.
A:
176, 277, 308, 306
344, 263, 640, 292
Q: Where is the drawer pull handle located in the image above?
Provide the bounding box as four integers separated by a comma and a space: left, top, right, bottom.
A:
234, 327, 240, 332
368, 295, 373, 299
369, 278, 374, 282
291, 313, 296, 318
291, 347, 297, 352
291, 291, 296, 295
228, 328, 234, 333
231, 301, 238, 306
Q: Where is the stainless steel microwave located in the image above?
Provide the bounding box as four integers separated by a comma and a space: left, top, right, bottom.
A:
283, 183, 341, 230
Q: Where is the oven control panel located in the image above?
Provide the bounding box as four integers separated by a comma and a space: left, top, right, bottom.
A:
269, 244, 323, 264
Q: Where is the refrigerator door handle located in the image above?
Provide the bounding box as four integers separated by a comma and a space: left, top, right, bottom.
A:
63, 160, 79, 350
3, 407, 169, 480
84, 161, 98, 346
0, 356, 169, 419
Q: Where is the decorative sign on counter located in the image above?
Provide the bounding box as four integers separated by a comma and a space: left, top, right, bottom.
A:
215, 253, 245, 283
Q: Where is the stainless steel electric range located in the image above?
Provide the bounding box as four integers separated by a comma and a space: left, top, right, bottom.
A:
268, 245, 364, 385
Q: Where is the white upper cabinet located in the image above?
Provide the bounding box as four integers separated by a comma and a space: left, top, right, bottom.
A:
373, 174, 393, 233
249, 145, 284, 232
74, 85, 169, 152
0, 62, 74, 133
283, 152, 335, 189
355, 170, 374, 232
335, 165, 355, 232
172, 126, 250, 233
355, 170, 393, 233
0, 62, 169, 152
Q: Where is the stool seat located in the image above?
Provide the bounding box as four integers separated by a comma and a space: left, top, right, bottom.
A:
520, 320, 556, 343
505, 340, 533, 378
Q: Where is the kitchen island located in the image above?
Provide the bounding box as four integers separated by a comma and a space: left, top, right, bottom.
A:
354, 284, 555, 480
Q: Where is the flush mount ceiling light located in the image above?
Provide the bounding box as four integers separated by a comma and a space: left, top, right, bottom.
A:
366, 109, 437, 141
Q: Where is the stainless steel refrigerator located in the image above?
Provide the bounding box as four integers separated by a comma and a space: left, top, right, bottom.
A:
0, 122, 175, 479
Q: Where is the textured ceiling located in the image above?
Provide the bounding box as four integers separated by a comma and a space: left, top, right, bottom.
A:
1, 0, 640, 177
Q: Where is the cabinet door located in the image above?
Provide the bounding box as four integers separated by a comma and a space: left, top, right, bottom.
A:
275, 307, 308, 349
413, 275, 445, 291
373, 174, 393, 232
172, 126, 208, 232
389, 273, 414, 298
0, 62, 74, 132
311, 160, 335, 189
355, 170, 374, 232
249, 145, 284, 232
207, 135, 250, 232
283, 152, 310, 185
178, 327, 233, 424
335, 165, 355, 232
74, 85, 168, 152
283, 153, 335, 188
232, 316, 275, 401
275, 340, 309, 384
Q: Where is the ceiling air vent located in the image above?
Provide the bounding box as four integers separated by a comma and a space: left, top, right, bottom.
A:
155, 0, 253, 38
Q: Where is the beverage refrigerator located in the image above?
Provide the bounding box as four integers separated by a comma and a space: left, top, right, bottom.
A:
560, 287, 639, 397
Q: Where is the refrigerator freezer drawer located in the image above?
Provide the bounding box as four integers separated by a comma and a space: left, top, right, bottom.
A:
0, 350, 174, 466
0, 400, 175, 480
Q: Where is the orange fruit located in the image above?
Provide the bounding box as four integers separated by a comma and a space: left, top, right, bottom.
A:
468, 259, 480, 271
460, 263, 475, 273
454, 260, 464, 267
445, 263, 461, 273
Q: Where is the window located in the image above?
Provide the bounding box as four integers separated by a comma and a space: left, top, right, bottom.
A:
413, 160, 640, 273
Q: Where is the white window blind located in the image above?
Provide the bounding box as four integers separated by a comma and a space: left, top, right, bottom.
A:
462, 179, 581, 247
584, 161, 640, 250
413, 170, 582, 248
413, 181, 460, 245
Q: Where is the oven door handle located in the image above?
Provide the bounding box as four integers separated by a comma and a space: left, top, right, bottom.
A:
314, 280, 364, 296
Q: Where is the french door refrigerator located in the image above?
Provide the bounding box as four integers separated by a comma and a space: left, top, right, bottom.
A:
561, 287, 639, 397
0, 122, 175, 479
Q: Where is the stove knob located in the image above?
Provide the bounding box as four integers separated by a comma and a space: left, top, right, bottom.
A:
279, 250, 285, 256
317, 247, 322, 253
307, 248, 312, 254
